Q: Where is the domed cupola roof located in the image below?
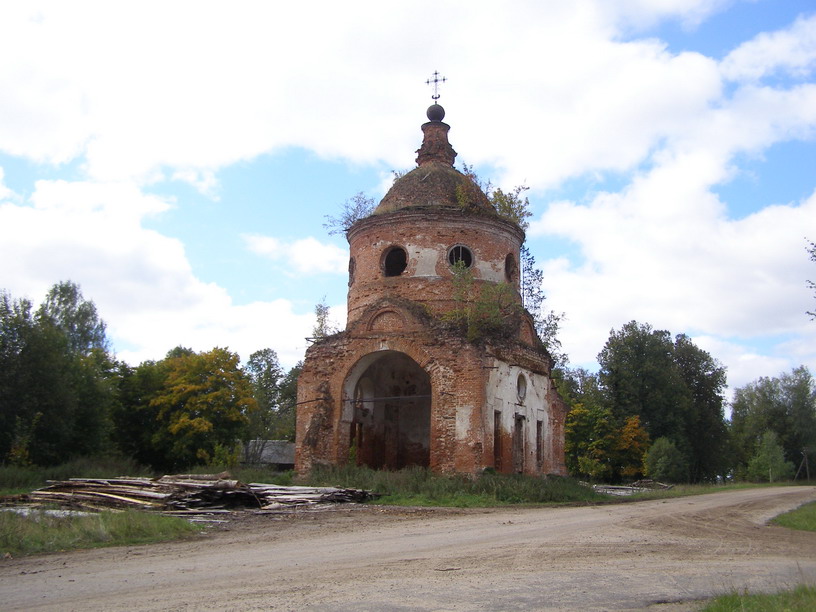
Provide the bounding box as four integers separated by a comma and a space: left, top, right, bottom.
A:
373, 103, 495, 216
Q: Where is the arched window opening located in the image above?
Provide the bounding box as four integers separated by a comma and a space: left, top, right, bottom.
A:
505, 253, 518, 283
383, 246, 408, 277
448, 245, 473, 268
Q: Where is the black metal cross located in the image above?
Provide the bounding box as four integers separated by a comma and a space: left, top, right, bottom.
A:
426, 71, 446, 101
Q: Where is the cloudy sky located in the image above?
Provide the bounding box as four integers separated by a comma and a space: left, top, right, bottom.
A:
1, 1, 814, 396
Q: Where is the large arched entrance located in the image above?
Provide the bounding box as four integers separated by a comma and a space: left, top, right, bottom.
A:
344, 351, 431, 469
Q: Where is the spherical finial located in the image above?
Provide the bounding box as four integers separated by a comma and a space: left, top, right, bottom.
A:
427, 103, 445, 122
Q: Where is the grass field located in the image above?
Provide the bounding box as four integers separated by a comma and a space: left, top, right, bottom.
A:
301, 464, 608, 506
0, 508, 202, 557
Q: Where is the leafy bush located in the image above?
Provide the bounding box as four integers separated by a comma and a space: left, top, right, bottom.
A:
644, 437, 688, 483
746, 431, 795, 482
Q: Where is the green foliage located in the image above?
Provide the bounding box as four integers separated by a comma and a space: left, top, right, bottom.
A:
565, 404, 618, 480
302, 464, 606, 506
746, 431, 794, 482
520, 245, 565, 365
209, 442, 241, 468
644, 437, 688, 483
491, 185, 533, 231
148, 347, 256, 471
730, 366, 816, 476
702, 584, 816, 612
0, 509, 200, 557
243, 349, 299, 447
311, 296, 339, 339
323, 192, 375, 235
772, 500, 816, 531
565, 403, 649, 481
0, 456, 149, 495
37, 280, 109, 354
0, 284, 116, 466
459, 163, 533, 230
597, 321, 728, 482
442, 260, 522, 342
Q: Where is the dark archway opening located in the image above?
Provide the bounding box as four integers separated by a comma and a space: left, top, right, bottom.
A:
383, 246, 408, 277
349, 352, 431, 470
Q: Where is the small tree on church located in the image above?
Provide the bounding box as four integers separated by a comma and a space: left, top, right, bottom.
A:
323, 192, 375, 236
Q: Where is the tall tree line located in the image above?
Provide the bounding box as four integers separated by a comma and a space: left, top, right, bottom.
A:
1, 282, 300, 471
563, 321, 729, 483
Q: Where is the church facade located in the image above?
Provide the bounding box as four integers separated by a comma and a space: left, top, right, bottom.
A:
295, 102, 567, 476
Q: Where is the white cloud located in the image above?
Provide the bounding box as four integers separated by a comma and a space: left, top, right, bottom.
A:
244, 234, 348, 275
171, 169, 220, 199
0, 179, 314, 368
0, 1, 814, 387
0, 168, 14, 201
721, 13, 816, 82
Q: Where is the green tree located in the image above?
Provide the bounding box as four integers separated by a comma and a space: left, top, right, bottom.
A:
243, 348, 296, 451
564, 404, 618, 480
443, 260, 522, 343
520, 245, 565, 366
112, 359, 167, 468
323, 192, 375, 236
672, 334, 729, 481
0, 285, 115, 465
746, 431, 795, 482
598, 321, 691, 443
644, 437, 688, 483
597, 321, 730, 482
730, 366, 816, 473
312, 297, 338, 339
37, 281, 108, 355
559, 367, 604, 411
148, 347, 256, 471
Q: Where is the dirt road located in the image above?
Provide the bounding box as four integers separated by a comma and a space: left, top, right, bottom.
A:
2, 486, 815, 611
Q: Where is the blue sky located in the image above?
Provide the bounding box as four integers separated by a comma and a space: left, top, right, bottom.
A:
1, 0, 814, 397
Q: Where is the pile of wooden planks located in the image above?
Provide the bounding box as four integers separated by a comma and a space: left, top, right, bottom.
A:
11, 473, 377, 514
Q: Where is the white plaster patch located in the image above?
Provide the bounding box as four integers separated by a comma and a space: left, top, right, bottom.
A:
413, 245, 440, 277
456, 404, 473, 441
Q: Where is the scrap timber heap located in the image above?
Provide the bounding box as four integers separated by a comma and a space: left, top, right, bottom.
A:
6, 473, 376, 514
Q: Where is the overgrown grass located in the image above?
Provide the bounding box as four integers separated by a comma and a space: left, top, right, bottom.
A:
701, 585, 816, 611
771, 500, 816, 531
0, 456, 150, 495
299, 464, 607, 506
187, 464, 295, 486
0, 509, 202, 557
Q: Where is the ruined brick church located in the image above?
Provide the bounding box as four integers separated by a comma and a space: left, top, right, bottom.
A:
295, 96, 567, 476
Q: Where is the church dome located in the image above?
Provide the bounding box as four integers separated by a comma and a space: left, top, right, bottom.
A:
374, 161, 494, 215
373, 104, 496, 216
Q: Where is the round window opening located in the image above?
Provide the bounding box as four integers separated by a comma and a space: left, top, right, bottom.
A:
448, 245, 473, 268
383, 246, 408, 277
516, 373, 528, 402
